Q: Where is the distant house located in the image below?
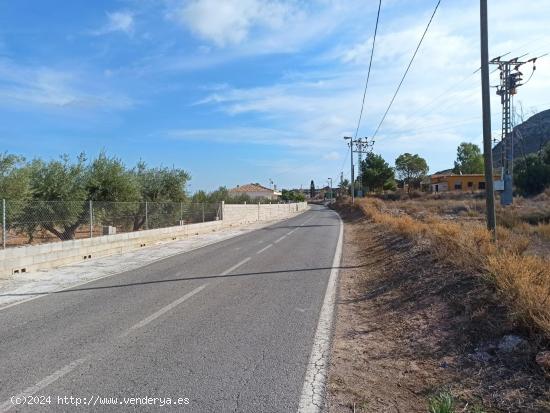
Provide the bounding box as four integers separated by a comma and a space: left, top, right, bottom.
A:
430, 173, 501, 192
229, 183, 282, 200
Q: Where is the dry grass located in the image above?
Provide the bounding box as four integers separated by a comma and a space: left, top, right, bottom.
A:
355, 197, 550, 339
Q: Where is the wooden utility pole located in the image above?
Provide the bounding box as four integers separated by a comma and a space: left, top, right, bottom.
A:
480, 0, 497, 239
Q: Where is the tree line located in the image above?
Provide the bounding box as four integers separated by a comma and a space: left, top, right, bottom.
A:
514, 142, 550, 196
353, 142, 485, 193
0, 152, 307, 241
0, 152, 192, 240
350, 140, 550, 197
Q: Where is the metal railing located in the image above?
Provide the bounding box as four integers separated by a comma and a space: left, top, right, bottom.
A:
0, 200, 222, 249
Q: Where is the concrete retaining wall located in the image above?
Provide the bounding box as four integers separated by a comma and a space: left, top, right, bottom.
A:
0, 202, 308, 277
223, 202, 307, 225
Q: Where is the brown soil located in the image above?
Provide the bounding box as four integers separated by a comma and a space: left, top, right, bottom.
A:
327, 204, 550, 413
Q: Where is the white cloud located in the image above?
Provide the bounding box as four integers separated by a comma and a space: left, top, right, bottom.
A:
166, 0, 366, 53
169, 0, 291, 47
179, 0, 550, 175
93, 11, 134, 35
0, 58, 136, 111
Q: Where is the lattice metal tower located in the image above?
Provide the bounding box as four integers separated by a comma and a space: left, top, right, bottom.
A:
490, 55, 540, 205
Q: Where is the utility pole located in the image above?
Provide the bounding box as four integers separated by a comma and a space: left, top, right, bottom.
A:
489, 53, 540, 206
344, 136, 375, 202
352, 137, 375, 197
344, 136, 355, 204
357, 145, 363, 197
480, 0, 496, 238
327, 178, 333, 201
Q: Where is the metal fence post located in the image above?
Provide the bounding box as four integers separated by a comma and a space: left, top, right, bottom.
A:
2, 199, 6, 249
145, 201, 149, 230
202, 203, 205, 223
89, 200, 93, 238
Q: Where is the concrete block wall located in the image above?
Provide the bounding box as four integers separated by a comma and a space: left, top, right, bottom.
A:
222, 202, 307, 226
0, 202, 308, 277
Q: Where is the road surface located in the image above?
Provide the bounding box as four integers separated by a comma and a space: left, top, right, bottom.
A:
0, 204, 341, 412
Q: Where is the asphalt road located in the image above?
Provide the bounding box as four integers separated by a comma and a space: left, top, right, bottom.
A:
0, 204, 341, 412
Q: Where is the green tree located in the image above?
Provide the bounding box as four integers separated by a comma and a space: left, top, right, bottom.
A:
394, 153, 429, 191
339, 178, 350, 197
131, 162, 191, 230
310, 180, 316, 198
0, 153, 31, 200
361, 153, 395, 193
191, 190, 208, 204
453, 142, 484, 174
133, 161, 190, 202
86, 153, 139, 202
281, 189, 305, 202
514, 143, 550, 196
200, 186, 252, 204
22, 154, 89, 240
86, 153, 141, 231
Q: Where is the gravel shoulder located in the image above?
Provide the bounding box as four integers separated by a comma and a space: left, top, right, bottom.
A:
327, 204, 549, 413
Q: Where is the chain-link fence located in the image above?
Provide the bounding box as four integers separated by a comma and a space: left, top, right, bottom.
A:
1, 200, 222, 249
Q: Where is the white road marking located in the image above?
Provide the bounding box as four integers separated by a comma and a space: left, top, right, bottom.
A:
274, 235, 286, 244
220, 257, 251, 275
256, 244, 273, 254
0, 209, 312, 313
297, 209, 343, 413
124, 284, 208, 334
0, 235, 251, 313
0, 358, 88, 413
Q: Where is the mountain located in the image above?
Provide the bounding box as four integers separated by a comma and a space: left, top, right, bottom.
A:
493, 108, 550, 167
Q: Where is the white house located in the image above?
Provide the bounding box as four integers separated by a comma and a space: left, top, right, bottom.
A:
229, 183, 282, 200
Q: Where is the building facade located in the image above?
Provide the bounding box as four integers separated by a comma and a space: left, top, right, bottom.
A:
228, 183, 282, 200
430, 174, 501, 192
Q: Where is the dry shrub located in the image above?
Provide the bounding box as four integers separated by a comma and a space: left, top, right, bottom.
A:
487, 254, 550, 335
355, 198, 550, 339
534, 223, 550, 241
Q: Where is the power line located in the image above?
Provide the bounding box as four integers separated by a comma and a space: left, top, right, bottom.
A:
372, 0, 442, 139
353, 0, 382, 140
403, 68, 478, 120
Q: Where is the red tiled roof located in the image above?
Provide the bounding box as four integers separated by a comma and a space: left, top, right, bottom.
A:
229, 183, 273, 193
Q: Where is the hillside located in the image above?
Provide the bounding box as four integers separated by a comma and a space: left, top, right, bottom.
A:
493, 108, 550, 167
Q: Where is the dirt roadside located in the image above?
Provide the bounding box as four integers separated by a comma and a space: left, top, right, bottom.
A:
326, 203, 549, 413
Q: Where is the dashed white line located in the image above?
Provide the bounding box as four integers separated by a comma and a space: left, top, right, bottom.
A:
256, 244, 273, 254
0, 358, 88, 413
274, 235, 286, 244
220, 257, 251, 275
123, 284, 208, 334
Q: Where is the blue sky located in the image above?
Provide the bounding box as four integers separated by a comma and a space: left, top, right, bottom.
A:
1, 0, 549, 192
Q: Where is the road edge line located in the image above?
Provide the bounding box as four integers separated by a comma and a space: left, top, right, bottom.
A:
297, 208, 343, 413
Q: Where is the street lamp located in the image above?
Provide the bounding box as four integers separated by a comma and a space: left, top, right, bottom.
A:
327, 178, 333, 201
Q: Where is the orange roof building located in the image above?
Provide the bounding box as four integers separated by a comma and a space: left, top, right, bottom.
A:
229, 183, 282, 200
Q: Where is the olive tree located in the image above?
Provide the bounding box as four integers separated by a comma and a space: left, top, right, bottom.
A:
394, 153, 429, 192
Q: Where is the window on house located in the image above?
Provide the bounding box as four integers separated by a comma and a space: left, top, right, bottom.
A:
467, 182, 473, 188
454, 181, 462, 190
478, 182, 486, 190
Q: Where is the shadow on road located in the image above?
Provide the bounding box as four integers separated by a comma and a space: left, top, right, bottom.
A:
0, 264, 368, 297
